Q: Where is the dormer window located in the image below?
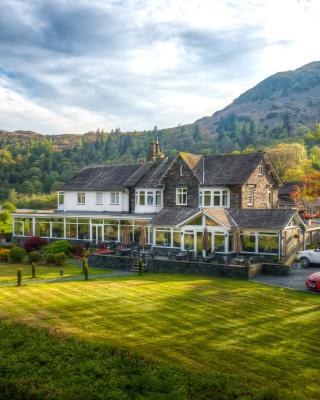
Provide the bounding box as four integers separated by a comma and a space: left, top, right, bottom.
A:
180, 164, 183, 176
77, 192, 86, 205
258, 162, 263, 175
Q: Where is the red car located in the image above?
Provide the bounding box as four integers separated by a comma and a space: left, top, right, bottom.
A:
306, 272, 320, 291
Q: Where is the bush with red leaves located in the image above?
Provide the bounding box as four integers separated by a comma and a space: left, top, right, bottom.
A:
23, 236, 48, 253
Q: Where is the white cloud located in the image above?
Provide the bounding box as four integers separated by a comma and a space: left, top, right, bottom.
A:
0, 0, 319, 134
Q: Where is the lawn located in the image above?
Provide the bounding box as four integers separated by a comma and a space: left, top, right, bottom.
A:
0, 273, 319, 399
0, 261, 112, 283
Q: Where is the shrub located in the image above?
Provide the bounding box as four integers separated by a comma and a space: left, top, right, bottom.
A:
0, 248, 10, 261
47, 240, 72, 255
45, 253, 56, 265
27, 251, 42, 263
54, 252, 67, 266
24, 236, 48, 253
71, 243, 85, 257
9, 247, 26, 263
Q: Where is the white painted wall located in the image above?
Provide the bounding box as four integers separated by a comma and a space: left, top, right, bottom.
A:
58, 191, 129, 212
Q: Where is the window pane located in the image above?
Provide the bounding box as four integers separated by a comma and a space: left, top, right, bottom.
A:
214, 234, 225, 252
240, 233, 256, 252
147, 191, 154, 205
173, 231, 181, 248
184, 232, 194, 250
222, 190, 228, 206
155, 229, 171, 247
52, 222, 64, 238
78, 223, 90, 240
156, 191, 161, 206
104, 224, 118, 241
258, 235, 278, 254
14, 221, 23, 235
214, 192, 220, 206
36, 221, 50, 237
228, 234, 234, 252
139, 191, 145, 206
24, 219, 33, 236
204, 191, 211, 206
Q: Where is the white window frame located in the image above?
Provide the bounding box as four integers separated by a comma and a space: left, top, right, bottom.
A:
180, 164, 183, 176
96, 192, 103, 205
77, 192, 86, 205
176, 187, 187, 205
199, 188, 230, 208
135, 189, 162, 207
58, 191, 64, 205
110, 191, 120, 205
258, 162, 263, 176
247, 185, 254, 206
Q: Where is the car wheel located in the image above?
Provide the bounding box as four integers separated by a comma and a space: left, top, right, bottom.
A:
300, 257, 310, 267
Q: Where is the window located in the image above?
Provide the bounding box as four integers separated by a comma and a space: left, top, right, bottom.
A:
77, 192, 86, 205
176, 187, 187, 205
155, 190, 161, 206
258, 233, 278, 254
110, 192, 120, 205
156, 229, 171, 247
258, 162, 263, 175
96, 192, 103, 205
136, 190, 162, 207
267, 190, 272, 208
147, 191, 154, 205
58, 192, 64, 205
180, 164, 183, 176
199, 188, 229, 208
247, 185, 254, 206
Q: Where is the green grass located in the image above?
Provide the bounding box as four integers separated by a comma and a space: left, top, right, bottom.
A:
0, 273, 319, 399
0, 261, 112, 283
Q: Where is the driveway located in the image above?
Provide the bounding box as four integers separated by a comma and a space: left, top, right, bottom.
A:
252, 267, 320, 293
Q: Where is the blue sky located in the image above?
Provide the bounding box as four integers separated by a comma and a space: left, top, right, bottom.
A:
0, 0, 319, 134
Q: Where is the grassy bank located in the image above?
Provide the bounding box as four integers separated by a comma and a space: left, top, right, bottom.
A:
0, 273, 318, 399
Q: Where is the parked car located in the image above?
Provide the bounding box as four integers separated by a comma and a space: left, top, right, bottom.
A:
297, 249, 320, 267
305, 272, 320, 291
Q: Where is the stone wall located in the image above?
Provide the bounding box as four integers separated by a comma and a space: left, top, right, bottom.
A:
88, 254, 262, 279
162, 155, 199, 208
241, 159, 279, 209
229, 185, 242, 208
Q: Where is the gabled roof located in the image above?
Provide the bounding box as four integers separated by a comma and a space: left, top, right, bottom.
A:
279, 181, 302, 196
126, 158, 173, 188
61, 163, 143, 191
159, 152, 203, 183
228, 208, 297, 229
151, 207, 199, 226
151, 207, 299, 230
202, 153, 263, 185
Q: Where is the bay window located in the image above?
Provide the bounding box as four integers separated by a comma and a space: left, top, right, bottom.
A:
136, 189, 162, 207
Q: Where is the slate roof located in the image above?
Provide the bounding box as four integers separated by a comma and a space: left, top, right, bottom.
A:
228, 208, 297, 229
151, 207, 199, 226
279, 181, 302, 196
61, 163, 143, 191
126, 158, 173, 188
202, 208, 237, 228
202, 153, 264, 185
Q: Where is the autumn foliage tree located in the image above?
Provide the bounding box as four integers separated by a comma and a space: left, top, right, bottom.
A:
291, 171, 320, 216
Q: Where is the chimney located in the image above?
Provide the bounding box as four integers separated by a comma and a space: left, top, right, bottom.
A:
148, 137, 166, 161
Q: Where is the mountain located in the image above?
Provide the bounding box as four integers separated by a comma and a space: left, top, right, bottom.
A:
198, 61, 320, 149
1, 61, 320, 156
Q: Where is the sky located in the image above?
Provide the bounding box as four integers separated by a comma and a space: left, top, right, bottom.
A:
0, 0, 319, 135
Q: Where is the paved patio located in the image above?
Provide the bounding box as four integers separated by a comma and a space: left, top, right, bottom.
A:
252, 267, 320, 293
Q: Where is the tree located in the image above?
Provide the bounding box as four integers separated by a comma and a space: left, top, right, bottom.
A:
192, 124, 202, 143
267, 143, 311, 180
291, 171, 320, 213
